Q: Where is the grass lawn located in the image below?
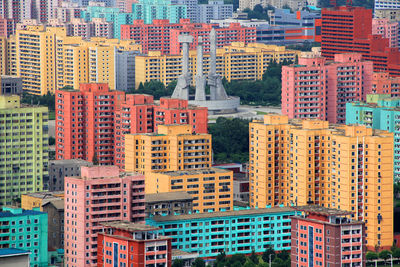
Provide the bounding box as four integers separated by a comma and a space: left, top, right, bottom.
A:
256, 111, 268, 115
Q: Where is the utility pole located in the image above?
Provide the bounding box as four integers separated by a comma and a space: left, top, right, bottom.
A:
269, 254, 272, 267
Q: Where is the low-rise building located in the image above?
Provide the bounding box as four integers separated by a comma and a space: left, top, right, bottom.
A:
291, 206, 366, 267
147, 206, 296, 257
0, 248, 31, 267
0, 207, 48, 267
21, 191, 64, 211
97, 221, 172, 267
48, 159, 93, 191
145, 192, 194, 216
0, 76, 22, 95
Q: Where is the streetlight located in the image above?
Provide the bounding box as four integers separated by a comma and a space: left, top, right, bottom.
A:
269, 254, 272, 267
389, 253, 393, 267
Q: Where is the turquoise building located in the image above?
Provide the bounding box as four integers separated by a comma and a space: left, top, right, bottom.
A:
346, 94, 400, 181
147, 207, 296, 258
0, 207, 48, 267
132, 0, 187, 24
81, 6, 134, 39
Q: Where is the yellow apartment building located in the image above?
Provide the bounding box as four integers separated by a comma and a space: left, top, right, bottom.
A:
135, 42, 301, 88
145, 168, 233, 213
0, 37, 7, 75
21, 191, 64, 211
125, 124, 212, 174
249, 114, 394, 250
5, 26, 141, 95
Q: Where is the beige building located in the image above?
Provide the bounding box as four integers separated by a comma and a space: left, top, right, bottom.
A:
135, 42, 300, 88
239, 0, 307, 11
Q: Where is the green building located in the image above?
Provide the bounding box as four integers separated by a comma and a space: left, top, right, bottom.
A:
147, 206, 295, 258
0, 207, 48, 267
346, 94, 400, 181
81, 6, 134, 39
132, 0, 187, 24
0, 95, 49, 206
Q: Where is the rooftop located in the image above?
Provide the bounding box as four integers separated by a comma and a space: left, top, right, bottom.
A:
0, 248, 30, 257
159, 167, 231, 176
101, 221, 160, 232
151, 206, 294, 222
23, 191, 64, 199
42, 199, 64, 210
294, 205, 353, 216
0, 208, 45, 218
146, 192, 193, 203
49, 159, 93, 166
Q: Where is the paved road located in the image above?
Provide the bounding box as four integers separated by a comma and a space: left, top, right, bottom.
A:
208, 105, 281, 122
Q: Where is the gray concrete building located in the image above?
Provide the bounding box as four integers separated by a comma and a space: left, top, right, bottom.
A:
239, 0, 307, 12
0, 76, 22, 95
48, 159, 93, 191
116, 50, 138, 91
198, 1, 233, 23
145, 192, 194, 216
0, 249, 30, 267
171, 0, 199, 22
42, 199, 64, 251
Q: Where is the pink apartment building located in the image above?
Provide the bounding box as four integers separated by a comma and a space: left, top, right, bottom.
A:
372, 18, 399, 48
282, 53, 373, 123
64, 166, 145, 267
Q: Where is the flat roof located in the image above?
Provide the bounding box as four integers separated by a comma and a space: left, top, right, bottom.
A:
294, 205, 353, 216
42, 199, 64, 210
23, 191, 63, 199
151, 206, 294, 222
0, 209, 44, 218
159, 167, 231, 176
146, 192, 193, 203
0, 248, 30, 257
49, 159, 93, 166
101, 221, 160, 232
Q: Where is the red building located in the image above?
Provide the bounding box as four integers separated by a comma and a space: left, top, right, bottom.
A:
321, 5, 400, 76
56, 84, 208, 166
114, 95, 208, 169
291, 206, 366, 267
98, 221, 172, 267
281, 53, 373, 124
55, 83, 125, 164
0, 18, 15, 37
121, 19, 256, 55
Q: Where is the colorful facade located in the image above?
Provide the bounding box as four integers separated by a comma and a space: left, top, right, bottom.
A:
5, 26, 140, 95
249, 114, 394, 249
135, 42, 300, 88
321, 6, 400, 76
147, 206, 296, 258
372, 18, 399, 48
64, 166, 145, 267
114, 95, 208, 169
55, 83, 125, 164
132, 0, 187, 24
346, 94, 400, 182
282, 53, 373, 124
97, 221, 172, 267
21, 191, 63, 211
0, 207, 48, 267
291, 206, 366, 267
372, 72, 400, 97
0, 95, 49, 206
145, 168, 233, 213
125, 124, 212, 174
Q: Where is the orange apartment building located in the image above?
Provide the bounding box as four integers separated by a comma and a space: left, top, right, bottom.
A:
250, 114, 394, 249
372, 72, 400, 97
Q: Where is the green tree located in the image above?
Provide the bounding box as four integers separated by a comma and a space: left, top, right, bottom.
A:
379, 250, 391, 263
229, 254, 247, 265
172, 259, 185, 267
262, 246, 276, 263
49, 137, 55, 146
243, 261, 257, 267
249, 250, 259, 264
392, 248, 400, 259
366, 251, 378, 261
277, 250, 290, 261
192, 258, 206, 267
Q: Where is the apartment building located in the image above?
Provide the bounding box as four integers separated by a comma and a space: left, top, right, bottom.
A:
131, 0, 187, 24
249, 114, 394, 249
147, 206, 296, 258
239, 0, 307, 11
145, 168, 233, 213
21, 191, 63, 211
145, 191, 194, 216
55, 83, 125, 164
0, 95, 49, 206
346, 94, 400, 182
64, 166, 145, 267
0, 207, 48, 267
291, 206, 366, 267
97, 221, 172, 267
49, 159, 93, 191
372, 18, 399, 48
114, 95, 207, 169
124, 124, 212, 174
135, 42, 300, 88
371, 72, 400, 97
282, 53, 373, 124
0, 76, 22, 95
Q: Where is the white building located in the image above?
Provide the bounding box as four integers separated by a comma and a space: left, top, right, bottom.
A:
199, 0, 233, 23
375, 0, 400, 10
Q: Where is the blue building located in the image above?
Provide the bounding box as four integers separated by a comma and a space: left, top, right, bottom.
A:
0, 207, 48, 267
147, 207, 296, 258
346, 94, 400, 181
132, 0, 187, 24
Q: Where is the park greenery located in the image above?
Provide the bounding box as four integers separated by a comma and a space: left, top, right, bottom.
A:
243, 4, 275, 21
208, 117, 249, 163
172, 248, 290, 267
366, 246, 400, 266
21, 92, 55, 117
